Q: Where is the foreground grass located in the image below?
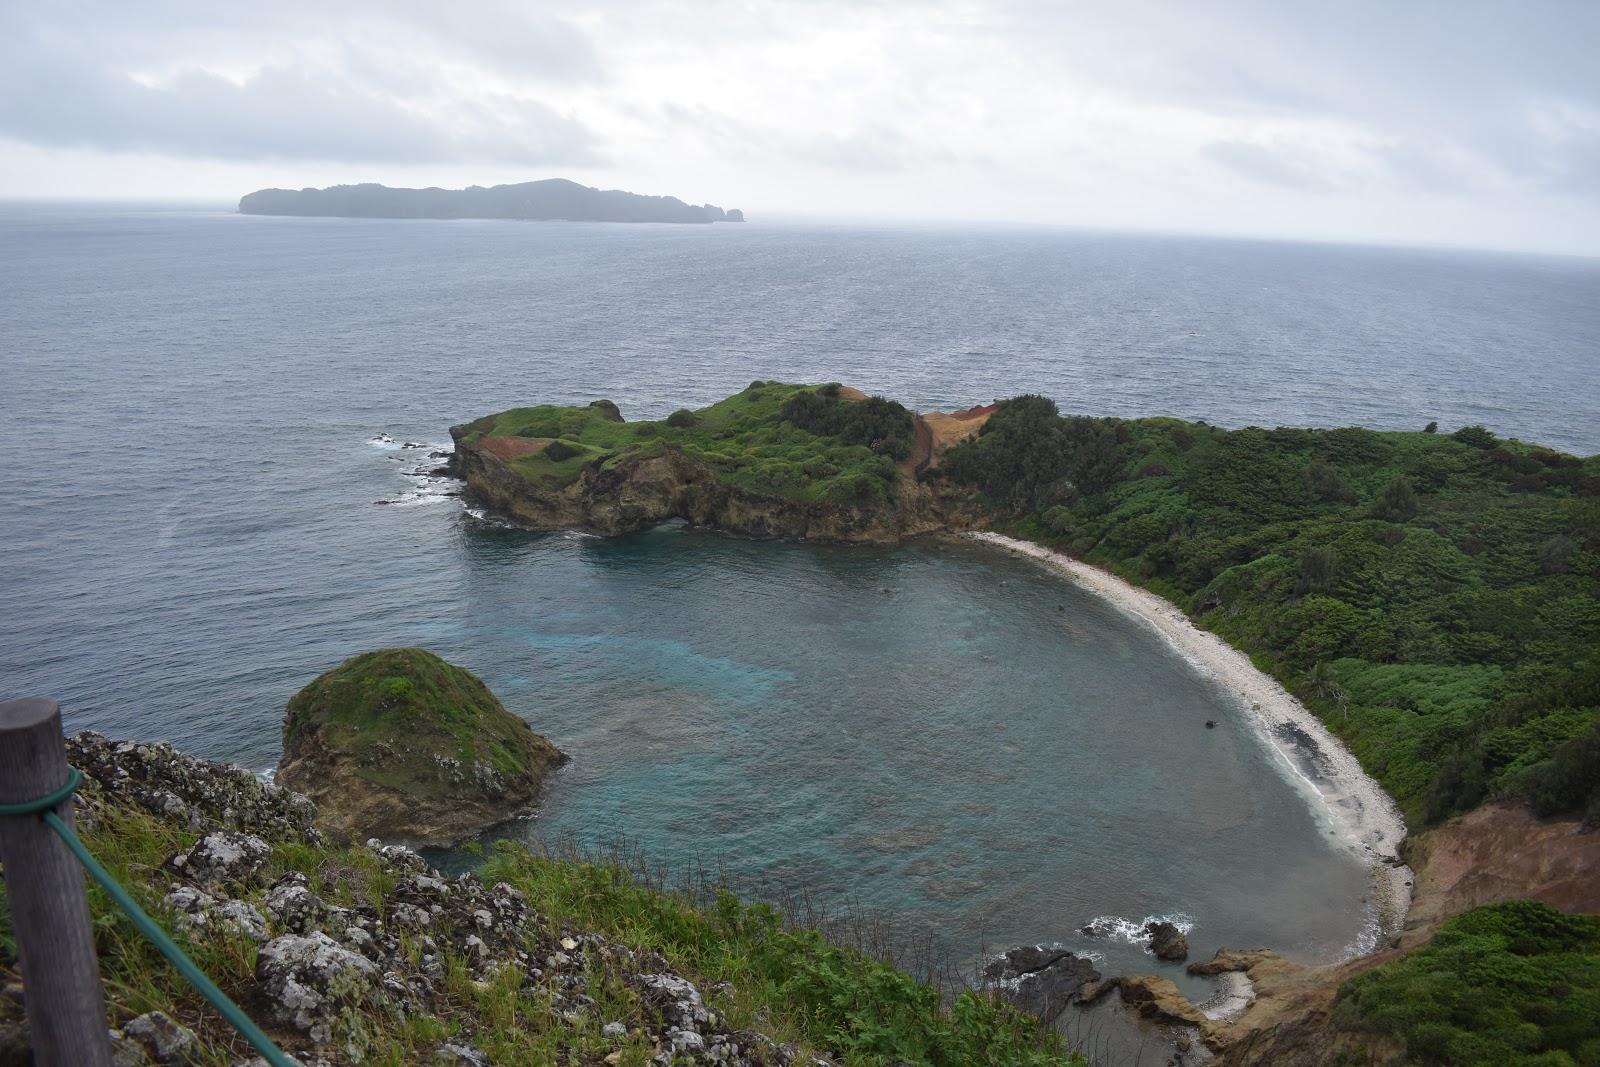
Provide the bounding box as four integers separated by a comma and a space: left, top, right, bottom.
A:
940, 398, 1600, 825
1333, 901, 1600, 1066
480, 842, 1077, 1067
0, 801, 1080, 1066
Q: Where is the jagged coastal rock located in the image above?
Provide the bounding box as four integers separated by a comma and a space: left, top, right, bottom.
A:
239, 179, 744, 224
1145, 920, 1190, 961
276, 648, 565, 847
450, 383, 981, 543
982, 945, 1102, 1024
3, 733, 808, 1067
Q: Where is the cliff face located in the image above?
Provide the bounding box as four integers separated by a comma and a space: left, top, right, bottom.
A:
452, 430, 968, 544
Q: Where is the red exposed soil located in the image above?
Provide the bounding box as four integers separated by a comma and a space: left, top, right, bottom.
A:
1398, 799, 1600, 947
476, 436, 550, 461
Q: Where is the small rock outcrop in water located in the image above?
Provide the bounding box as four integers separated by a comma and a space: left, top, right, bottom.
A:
1146, 920, 1190, 961
238, 179, 744, 224
276, 648, 565, 846
982, 945, 1102, 1023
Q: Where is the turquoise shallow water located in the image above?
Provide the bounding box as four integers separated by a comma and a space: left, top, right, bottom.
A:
7, 206, 1594, 1011
446, 523, 1370, 996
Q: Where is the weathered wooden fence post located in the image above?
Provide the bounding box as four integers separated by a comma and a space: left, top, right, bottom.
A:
0, 698, 112, 1066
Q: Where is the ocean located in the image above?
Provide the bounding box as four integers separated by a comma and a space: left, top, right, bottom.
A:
3, 204, 1597, 1006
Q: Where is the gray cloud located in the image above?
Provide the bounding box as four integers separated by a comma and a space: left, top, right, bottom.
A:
1006, 0, 1600, 199
1200, 141, 1341, 192
0, 3, 603, 165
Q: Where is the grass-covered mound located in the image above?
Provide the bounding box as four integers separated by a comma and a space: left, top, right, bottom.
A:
938, 397, 1600, 825
454, 382, 916, 506
278, 648, 564, 845
1332, 901, 1600, 1065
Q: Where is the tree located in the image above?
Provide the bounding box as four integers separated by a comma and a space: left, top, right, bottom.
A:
1304, 662, 1350, 720
1373, 476, 1419, 522
1297, 546, 1340, 595
1305, 458, 1356, 503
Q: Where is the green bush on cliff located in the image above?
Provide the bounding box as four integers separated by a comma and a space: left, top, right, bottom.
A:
780, 390, 916, 460
940, 400, 1600, 823
481, 846, 1077, 1066
1332, 901, 1600, 1065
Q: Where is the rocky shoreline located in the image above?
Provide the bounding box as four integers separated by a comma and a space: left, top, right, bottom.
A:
2, 733, 826, 1067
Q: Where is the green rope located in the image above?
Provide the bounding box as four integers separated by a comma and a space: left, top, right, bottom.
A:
0, 767, 82, 816
0, 769, 297, 1067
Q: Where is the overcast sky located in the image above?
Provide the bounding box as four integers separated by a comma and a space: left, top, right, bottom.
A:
3, 1, 1597, 255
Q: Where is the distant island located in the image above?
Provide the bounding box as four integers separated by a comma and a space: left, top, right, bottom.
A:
237, 178, 745, 224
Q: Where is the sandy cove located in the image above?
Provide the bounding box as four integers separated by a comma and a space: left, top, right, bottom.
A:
965, 531, 1414, 952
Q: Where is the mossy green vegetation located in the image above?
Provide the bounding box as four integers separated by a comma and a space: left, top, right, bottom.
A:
281, 647, 551, 800
480, 845, 1079, 1066
1332, 901, 1600, 1066
939, 398, 1600, 824
457, 383, 915, 506
0, 801, 1081, 1066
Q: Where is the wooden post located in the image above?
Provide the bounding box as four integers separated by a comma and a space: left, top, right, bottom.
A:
0, 699, 112, 1067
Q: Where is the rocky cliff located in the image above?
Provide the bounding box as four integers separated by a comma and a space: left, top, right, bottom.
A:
449, 384, 983, 544
453, 435, 955, 543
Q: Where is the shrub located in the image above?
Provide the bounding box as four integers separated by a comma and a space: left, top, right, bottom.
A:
1296, 546, 1340, 595
1334, 901, 1600, 1065
543, 439, 583, 462
1453, 424, 1497, 449
1305, 458, 1357, 503
780, 390, 915, 460
666, 409, 698, 428
1424, 421, 1438, 433
1372, 476, 1419, 522
1539, 535, 1577, 575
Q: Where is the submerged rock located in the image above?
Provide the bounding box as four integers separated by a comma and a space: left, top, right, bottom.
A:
276, 648, 566, 846
982, 945, 1102, 1023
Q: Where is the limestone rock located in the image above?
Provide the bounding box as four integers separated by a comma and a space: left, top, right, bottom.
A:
256, 932, 388, 1051
121, 1011, 197, 1065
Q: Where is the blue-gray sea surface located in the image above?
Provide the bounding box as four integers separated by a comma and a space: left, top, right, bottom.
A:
4, 205, 1598, 996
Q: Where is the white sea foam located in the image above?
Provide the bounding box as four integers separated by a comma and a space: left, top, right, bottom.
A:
1080, 913, 1195, 949
966, 532, 1413, 956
